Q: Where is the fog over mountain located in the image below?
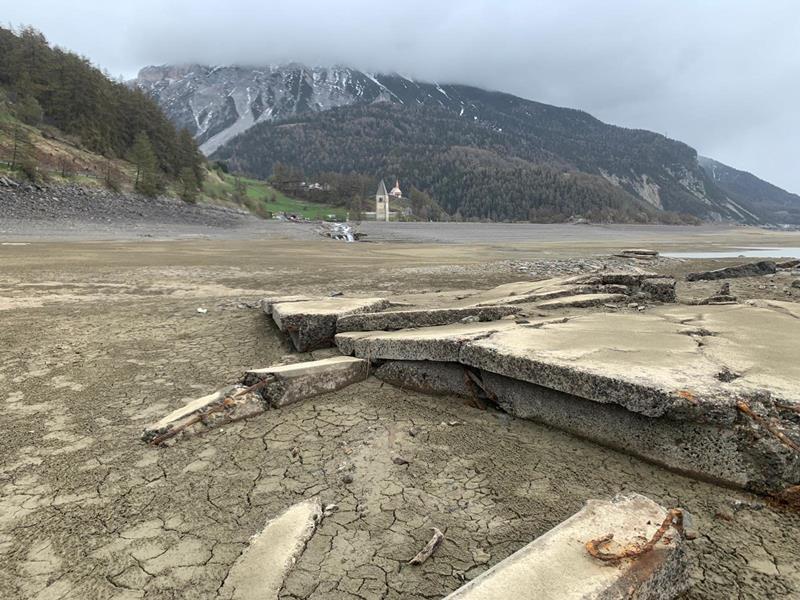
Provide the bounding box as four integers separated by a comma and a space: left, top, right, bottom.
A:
5, 1, 799, 192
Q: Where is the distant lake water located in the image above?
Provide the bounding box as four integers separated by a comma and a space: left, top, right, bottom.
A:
663, 247, 800, 259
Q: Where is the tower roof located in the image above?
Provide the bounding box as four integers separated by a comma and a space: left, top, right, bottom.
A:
376, 179, 388, 197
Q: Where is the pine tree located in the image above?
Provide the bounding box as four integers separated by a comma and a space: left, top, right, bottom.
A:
178, 167, 199, 203
130, 132, 158, 197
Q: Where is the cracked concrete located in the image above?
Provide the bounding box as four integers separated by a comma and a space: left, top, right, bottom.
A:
2, 238, 800, 599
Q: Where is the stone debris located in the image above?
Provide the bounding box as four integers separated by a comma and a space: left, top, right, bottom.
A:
218, 498, 322, 600
242, 356, 369, 407
336, 303, 800, 493
686, 260, 777, 281
445, 493, 690, 600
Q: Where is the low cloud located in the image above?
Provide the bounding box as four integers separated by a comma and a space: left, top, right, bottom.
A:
6, 0, 800, 191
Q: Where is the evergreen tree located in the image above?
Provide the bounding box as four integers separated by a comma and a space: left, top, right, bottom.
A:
130, 132, 158, 197
178, 167, 199, 203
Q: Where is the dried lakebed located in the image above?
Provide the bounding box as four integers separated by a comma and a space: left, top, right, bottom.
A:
1, 238, 800, 599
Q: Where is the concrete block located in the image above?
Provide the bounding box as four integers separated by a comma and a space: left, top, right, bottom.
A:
271, 297, 390, 351
142, 385, 266, 444
242, 356, 369, 407
445, 493, 689, 600
219, 498, 322, 600
336, 305, 521, 333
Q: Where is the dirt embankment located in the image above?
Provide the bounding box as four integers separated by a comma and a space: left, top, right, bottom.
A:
0, 177, 253, 228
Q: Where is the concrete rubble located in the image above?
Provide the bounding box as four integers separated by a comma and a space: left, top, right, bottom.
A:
218, 498, 323, 600
142, 356, 369, 443
444, 493, 690, 600
265, 274, 676, 352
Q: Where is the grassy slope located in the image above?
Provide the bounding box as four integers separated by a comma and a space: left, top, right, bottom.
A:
201, 170, 347, 220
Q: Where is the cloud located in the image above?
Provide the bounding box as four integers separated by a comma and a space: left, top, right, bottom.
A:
5, 0, 800, 191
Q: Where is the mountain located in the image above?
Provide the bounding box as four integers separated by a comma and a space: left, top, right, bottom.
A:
698, 156, 800, 225
134, 64, 796, 223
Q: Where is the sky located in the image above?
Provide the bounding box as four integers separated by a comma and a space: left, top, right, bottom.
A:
5, 0, 800, 192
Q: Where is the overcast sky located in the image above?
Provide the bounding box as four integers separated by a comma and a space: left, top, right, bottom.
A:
6, 1, 800, 192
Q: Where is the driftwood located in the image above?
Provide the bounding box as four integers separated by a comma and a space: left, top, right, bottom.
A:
586, 508, 686, 562
408, 528, 444, 565
149, 377, 274, 446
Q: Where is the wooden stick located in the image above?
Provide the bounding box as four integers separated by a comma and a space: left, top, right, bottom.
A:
408, 528, 444, 565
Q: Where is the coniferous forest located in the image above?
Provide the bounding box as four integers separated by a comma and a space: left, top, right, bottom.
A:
0, 26, 203, 194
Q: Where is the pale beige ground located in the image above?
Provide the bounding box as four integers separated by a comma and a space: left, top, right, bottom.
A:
1, 228, 800, 600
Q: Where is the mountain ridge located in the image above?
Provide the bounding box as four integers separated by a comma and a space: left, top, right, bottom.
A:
134, 63, 799, 224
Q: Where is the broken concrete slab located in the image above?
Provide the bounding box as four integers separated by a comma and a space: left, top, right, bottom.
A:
219, 498, 322, 600
535, 293, 628, 310
336, 305, 521, 333
261, 295, 314, 315
374, 360, 473, 397
479, 371, 794, 492
445, 493, 689, 600
271, 297, 390, 351
687, 260, 777, 281
338, 304, 800, 492
142, 385, 266, 444
242, 356, 369, 407
335, 320, 522, 362
461, 305, 800, 421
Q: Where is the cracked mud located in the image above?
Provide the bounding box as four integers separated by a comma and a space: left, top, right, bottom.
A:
1, 238, 800, 599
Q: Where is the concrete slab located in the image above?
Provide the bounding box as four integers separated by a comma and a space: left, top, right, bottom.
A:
219, 498, 322, 600
535, 293, 628, 310
479, 371, 790, 491
261, 295, 314, 315
445, 493, 689, 600
336, 305, 521, 333
142, 385, 265, 444
271, 297, 390, 351
335, 320, 522, 362
334, 304, 800, 491
461, 305, 800, 421
242, 356, 369, 407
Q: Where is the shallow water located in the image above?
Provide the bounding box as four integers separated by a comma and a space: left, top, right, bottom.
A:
663, 247, 800, 259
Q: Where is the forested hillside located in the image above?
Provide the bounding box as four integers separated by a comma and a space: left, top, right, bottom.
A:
0, 26, 203, 196
213, 102, 689, 223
